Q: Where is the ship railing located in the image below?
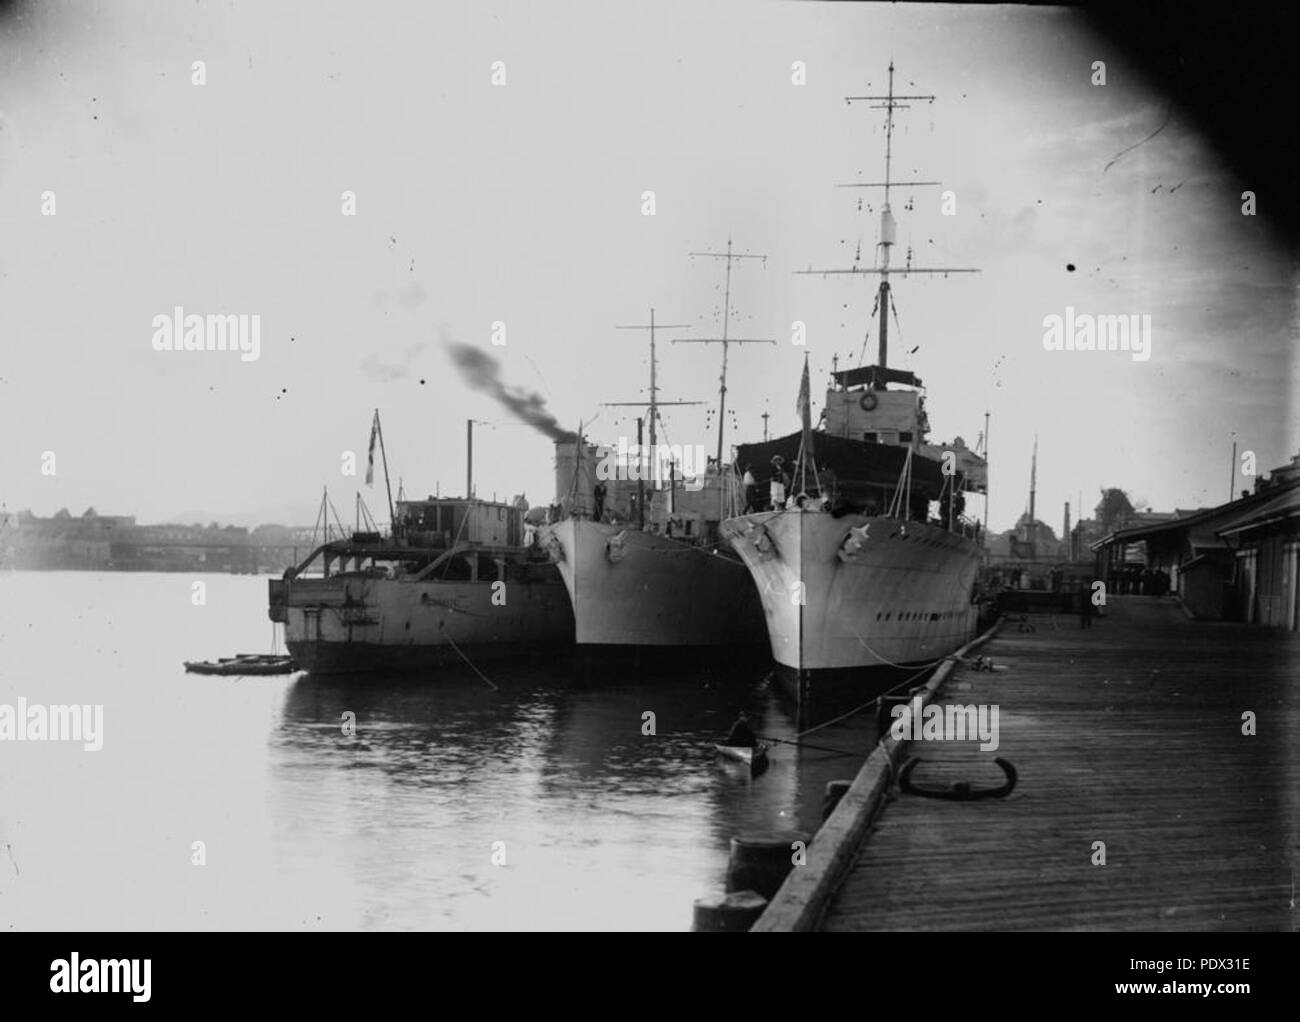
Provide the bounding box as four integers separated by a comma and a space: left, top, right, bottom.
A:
282, 536, 418, 580
284, 539, 540, 583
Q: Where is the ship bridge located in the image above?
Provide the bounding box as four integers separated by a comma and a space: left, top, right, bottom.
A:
395, 496, 523, 548
823, 363, 929, 450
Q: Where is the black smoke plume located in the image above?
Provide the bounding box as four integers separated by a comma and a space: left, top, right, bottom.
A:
444, 339, 578, 443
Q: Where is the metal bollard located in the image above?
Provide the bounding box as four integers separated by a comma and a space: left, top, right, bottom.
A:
691, 890, 768, 932
725, 830, 811, 900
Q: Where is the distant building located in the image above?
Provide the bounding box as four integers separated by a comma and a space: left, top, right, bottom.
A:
0, 506, 316, 573
1091, 454, 1300, 628
3, 507, 135, 569
1070, 517, 1103, 561
987, 516, 1067, 564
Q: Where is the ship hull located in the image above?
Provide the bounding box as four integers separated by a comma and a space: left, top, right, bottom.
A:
274, 573, 574, 675
720, 509, 981, 685
541, 519, 766, 646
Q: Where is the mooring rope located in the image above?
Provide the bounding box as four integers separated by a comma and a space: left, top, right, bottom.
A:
443, 633, 499, 692
795, 693, 886, 738
849, 622, 963, 673
755, 733, 862, 757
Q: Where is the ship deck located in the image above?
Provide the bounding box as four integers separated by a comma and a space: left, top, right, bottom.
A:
754, 595, 1298, 931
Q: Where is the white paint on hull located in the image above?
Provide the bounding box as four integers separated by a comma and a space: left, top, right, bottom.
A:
720, 510, 980, 672
542, 519, 766, 646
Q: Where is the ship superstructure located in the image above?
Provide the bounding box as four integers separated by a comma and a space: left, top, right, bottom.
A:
268, 414, 573, 673
540, 299, 767, 648
720, 64, 989, 697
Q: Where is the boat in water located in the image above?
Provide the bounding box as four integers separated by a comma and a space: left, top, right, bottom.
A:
268, 413, 573, 673
184, 654, 298, 676
714, 742, 769, 774
540, 305, 766, 648
720, 64, 988, 699
269, 494, 573, 673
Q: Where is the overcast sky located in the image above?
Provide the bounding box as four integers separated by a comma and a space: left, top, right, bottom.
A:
1, 1, 1294, 533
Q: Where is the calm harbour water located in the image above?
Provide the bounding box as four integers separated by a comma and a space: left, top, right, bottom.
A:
0, 571, 878, 931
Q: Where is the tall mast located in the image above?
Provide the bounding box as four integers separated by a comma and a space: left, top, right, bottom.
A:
1028, 434, 1038, 549
672, 239, 775, 468
650, 309, 659, 450
604, 308, 703, 489
373, 408, 395, 530
466, 418, 474, 499
984, 410, 991, 545
799, 62, 977, 379
1228, 437, 1237, 502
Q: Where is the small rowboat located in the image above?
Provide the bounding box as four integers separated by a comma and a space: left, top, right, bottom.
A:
714, 743, 769, 773
184, 654, 298, 676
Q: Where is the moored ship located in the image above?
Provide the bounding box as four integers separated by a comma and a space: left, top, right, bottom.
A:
543, 439, 764, 647
539, 304, 767, 648
268, 441, 573, 672
720, 64, 988, 697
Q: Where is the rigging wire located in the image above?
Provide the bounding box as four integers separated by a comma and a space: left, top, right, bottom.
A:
858, 291, 880, 365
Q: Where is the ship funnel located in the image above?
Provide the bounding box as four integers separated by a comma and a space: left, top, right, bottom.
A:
554, 438, 599, 517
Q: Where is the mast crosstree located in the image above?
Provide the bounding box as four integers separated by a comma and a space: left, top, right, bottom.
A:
672, 238, 775, 469
602, 308, 705, 500
799, 62, 978, 374
603, 308, 702, 452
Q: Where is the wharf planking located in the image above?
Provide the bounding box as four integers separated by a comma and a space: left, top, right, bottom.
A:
821, 596, 1298, 931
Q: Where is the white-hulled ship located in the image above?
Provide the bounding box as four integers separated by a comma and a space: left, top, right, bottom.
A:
719, 64, 988, 698
540, 303, 767, 648
544, 438, 764, 647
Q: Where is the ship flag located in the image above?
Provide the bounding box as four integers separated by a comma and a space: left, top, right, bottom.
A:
795, 353, 816, 492
796, 353, 811, 433
365, 411, 379, 486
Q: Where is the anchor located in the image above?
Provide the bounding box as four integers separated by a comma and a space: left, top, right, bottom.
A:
898, 756, 1017, 800
838, 523, 871, 561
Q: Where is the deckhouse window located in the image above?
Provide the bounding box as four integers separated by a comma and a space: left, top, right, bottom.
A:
864, 432, 878, 443
899, 431, 914, 443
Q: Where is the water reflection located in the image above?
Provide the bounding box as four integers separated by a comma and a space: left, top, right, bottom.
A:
0, 572, 896, 930
273, 651, 885, 929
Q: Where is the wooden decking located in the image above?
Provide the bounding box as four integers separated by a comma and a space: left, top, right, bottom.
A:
820, 596, 1299, 931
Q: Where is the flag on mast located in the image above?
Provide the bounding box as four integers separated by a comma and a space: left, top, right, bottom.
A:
795, 353, 814, 491
796, 354, 811, 431
365, 411, 379, 486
